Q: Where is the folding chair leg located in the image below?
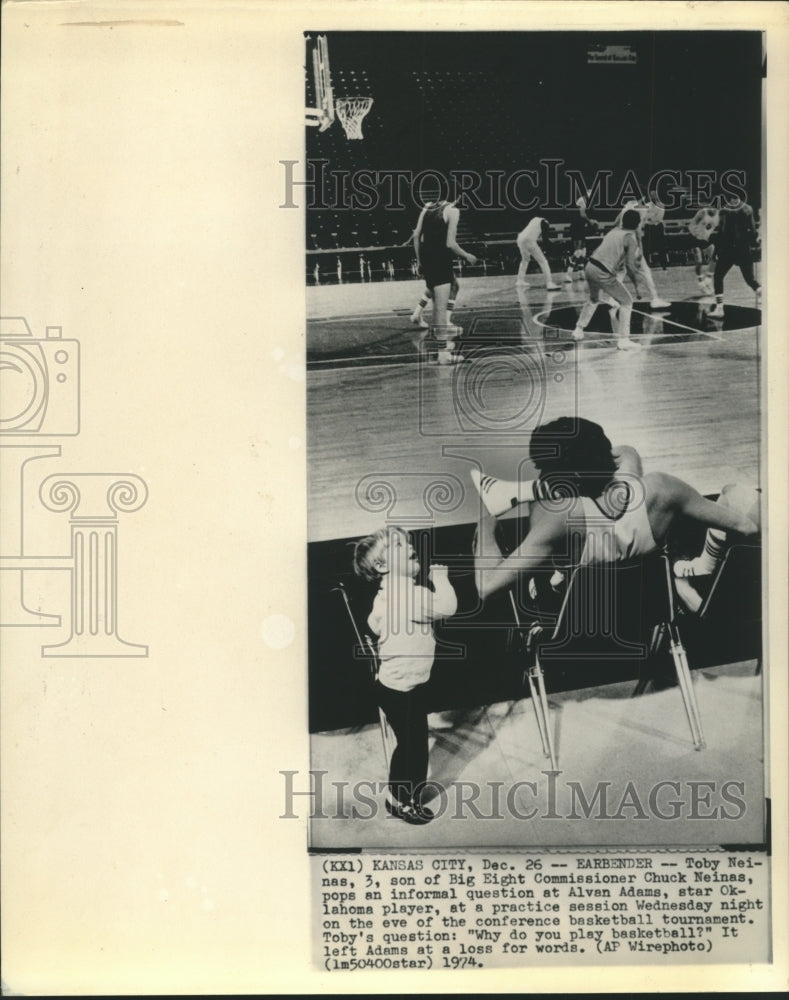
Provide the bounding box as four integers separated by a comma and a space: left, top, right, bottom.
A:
378, 708, 394, 768
530, 653, 557, 770
668, 624, 706, 750
526, 671, 550, 758
649, 623, 665, 657
633, 624, 665, 697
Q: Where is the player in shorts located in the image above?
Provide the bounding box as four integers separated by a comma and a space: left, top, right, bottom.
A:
409, 277, 460, 330
572, 209, 643, 350
707, 194, 761, 318
516, 217, 561, 290
563, 197, 601, 283
413, 200, 477, 363
687, 207, 718, 297
615, 198, 671, 310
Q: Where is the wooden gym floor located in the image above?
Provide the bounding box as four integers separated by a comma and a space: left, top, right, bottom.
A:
306, 263, 762, 544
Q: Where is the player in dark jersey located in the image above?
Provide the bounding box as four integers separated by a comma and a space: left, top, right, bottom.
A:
708, 194, 761, 318
563, 197, 601, 283
413, 200, 477, 363
409, 277, 460, 330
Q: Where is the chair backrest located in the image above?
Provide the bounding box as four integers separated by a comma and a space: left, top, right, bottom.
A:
537, 551, 674, 664
334, 581, 380, 678
698, 543, 762, 625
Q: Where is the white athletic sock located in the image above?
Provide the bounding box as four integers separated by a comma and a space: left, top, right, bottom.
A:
471, 469, 551, 516
674, 529, 727, 577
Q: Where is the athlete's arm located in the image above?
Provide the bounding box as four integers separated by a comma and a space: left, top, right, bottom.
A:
744, 205, 757, 242
474, 502, 568, 601
413, 208, 426, 268
446, 206, 477, 264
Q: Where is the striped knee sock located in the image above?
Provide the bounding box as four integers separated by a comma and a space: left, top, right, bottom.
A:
674, 528, 727, 577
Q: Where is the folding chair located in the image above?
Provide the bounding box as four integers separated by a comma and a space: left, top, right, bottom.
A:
512, 551, 706, 769
684, 542, 762, 673
508, 587, 559, 770
697, 543, 761, 627
628, 554, 706, 750
334, 581, 395, 768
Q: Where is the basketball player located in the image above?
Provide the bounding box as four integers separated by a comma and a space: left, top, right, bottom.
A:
413, 200, 477, 362
410, 277, 460, 330
687, 206, 718, 297
563, 197, 600, 282
572, 209, 643, 350
615, 198, 671, 310
708, 194, 761, 319
472, 417, 759, 602
516, 216, 561, 290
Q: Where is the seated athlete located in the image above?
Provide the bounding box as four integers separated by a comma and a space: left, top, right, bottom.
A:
472, 417, 759, 602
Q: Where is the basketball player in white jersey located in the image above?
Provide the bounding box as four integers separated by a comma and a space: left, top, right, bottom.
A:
516, 217, 561, 290
472, 417, 759, 603
687, 206, 718, 297
572, 209, 643, 350
615, 198, 671, 310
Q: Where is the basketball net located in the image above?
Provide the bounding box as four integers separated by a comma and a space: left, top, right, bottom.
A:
336, 97, 373, 139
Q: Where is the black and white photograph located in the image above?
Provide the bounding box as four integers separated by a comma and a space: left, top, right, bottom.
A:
1, 1, 786, 993
305, 30, 769, 850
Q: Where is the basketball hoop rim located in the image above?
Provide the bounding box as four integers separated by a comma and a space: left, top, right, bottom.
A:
336, 96, 373, 105
335, 96, 373, 139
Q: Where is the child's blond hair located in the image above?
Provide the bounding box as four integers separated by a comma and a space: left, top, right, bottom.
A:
352, 528, 389, 583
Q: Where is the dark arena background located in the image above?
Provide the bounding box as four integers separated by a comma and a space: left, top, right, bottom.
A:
304, 31, 765, 848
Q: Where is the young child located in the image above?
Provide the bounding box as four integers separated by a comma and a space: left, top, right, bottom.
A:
353, 526, 458, 825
